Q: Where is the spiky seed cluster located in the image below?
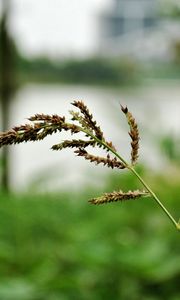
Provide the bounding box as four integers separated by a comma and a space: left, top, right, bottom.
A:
0, 114, 80, 147
71, 100, 117, 151
72, 100, 104, 140
65, 100, 120, 169
0, 102, 177, 229
0, 102, 140, 173
27, 114, 80, 134
89, 190, 149, 205
52, 139, 95, 151
28, 114, 64, 122
0, 101, 146, 206
75, 149, 125, 169
121, 105, 139, 165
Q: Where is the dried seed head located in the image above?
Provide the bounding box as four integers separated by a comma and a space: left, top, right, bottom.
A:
89, 190, 149, 205
72, 100, 104, 140
0, 114, 81, 147
28, 114, 65, 123
52, 139, 95, 151
72, 100, 117, 151
121, 105, 139, 165
75, 148, 125, 169
69, 110, 90, 131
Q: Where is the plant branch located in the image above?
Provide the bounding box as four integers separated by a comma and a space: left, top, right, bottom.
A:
81, 127, 180, 231
0, 103, 179, 231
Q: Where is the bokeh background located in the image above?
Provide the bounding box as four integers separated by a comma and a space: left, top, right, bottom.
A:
0, 0, 180, 299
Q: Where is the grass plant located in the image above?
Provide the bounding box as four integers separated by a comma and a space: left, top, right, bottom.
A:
0, 101, 179, 230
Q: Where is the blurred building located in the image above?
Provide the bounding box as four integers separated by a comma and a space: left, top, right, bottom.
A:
101, 0, 157, 37
98, 0, 180, 61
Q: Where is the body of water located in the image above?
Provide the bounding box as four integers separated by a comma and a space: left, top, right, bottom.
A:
4, 80, 180, 191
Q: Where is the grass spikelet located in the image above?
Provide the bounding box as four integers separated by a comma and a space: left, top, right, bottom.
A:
28, 114, 65, 123
74, 149, 125, 169
72, 100, 104, 140
121, 105, 139, 165
0, 101, 179, 230
89, 190, 149, 205
69, 110, 91, 132
71, 101, 117, 151
0, 117, 81, 148
52, 139, 95, 151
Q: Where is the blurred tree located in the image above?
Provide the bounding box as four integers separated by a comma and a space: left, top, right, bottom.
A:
158, 133, 180, 165
173, 40, 180, 64
0, 0, 17, 191
160, 0, 180, 18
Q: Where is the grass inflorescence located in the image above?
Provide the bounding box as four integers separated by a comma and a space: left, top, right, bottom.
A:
0, 101, 179, 231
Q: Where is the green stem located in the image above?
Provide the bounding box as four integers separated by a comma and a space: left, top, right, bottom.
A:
81, 128, 180, 231
14, 121, 180, 230
129, 166, 179, 230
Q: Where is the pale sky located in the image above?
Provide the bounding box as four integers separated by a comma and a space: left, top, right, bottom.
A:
4, 0, 111, 58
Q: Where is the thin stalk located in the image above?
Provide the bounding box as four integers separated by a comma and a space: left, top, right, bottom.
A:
10, 122, 180, 230
129, 166, 179, 230
81, 128, 180, 231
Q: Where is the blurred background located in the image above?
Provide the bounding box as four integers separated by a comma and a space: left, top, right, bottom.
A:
0, 0, 180, 299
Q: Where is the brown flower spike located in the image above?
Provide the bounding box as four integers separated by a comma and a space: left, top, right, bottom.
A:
89, 190, 149, 205
0, 101, 179, 230
121, 105, 139, 165
0, 102, 144, 205
75, 149, 125, 169
71, 100, 104, 140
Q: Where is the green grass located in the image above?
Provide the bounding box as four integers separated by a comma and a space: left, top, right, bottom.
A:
0, 169, 180, 300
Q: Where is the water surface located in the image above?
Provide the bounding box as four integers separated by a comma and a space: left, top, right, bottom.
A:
7, 81, 180, 191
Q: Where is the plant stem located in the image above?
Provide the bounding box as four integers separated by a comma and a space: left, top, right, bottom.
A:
129, 166, 179, 230
81, 128, 180, 231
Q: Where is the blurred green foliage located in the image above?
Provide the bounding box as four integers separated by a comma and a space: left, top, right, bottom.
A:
160, 0, 180, 19
16, 56, 138, 86
0, 24, 138, 87
12, 53, 180, 86
0, 169, 179, 300
158, 134, 180, 165
173, 40, 180, 64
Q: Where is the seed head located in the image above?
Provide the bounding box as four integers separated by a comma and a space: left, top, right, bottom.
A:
89, 190, 149, 205
121, 105, 139, 165
75, 149, 125, 169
